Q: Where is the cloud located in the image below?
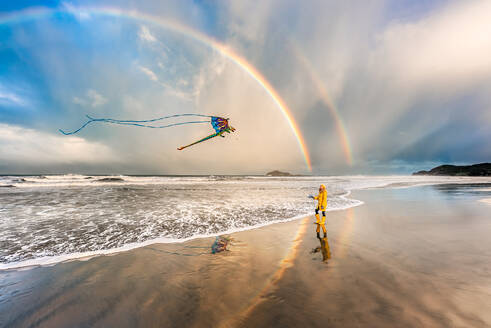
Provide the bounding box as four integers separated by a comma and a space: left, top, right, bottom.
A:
0, 83, 30, 107
138, 65, 159, 82
177, 78, 188, 86
336, 0, 491, 166
136, 65, 195, 101
87, 89, 107, 107
72, 89, 107, 108
0, 123, 119, 166
0, 91, 26, 107
2, 0, 489, 174
372, 0, 491, 91
190, 55, 227, 100
138, 25, 157, 42
226, 0, 491, 172
72, 96, 85, 105
62, 2, 91, 20
224, 1, 274, 47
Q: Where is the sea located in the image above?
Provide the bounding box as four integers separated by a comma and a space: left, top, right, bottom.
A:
1, 174, 489, 270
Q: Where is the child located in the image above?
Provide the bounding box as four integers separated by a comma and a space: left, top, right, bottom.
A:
310, 184, 327, 236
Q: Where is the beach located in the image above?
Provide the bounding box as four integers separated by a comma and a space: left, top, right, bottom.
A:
2, 1, 490, 326
1, 182, 490, 327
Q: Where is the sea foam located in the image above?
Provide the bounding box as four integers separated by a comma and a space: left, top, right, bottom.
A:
1, 175, 489, 270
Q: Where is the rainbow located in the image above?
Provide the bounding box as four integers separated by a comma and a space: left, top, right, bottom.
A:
334, 207, 355, 258
223, 217, 310, 327
290, 43, 353, 166
0, 6, 312, 171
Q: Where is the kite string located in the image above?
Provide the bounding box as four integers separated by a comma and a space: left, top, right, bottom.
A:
59, 113, 214, 135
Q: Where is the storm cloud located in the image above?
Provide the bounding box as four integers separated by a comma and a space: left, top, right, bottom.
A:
0, 0, 489, 174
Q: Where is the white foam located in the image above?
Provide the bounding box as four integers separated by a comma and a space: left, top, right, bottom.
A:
1, 175, 490, 271
0, 201, 365, 271
4, 174, 490, 189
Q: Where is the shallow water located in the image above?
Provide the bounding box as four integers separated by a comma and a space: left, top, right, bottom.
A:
0, 175, 489, 269
1, 183, 490, 327
239, 185, 491, 327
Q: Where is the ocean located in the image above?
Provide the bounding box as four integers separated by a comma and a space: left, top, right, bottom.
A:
1, 174, 489, 270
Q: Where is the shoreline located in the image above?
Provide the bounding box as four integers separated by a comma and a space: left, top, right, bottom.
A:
0, 214, 312, 271
1, 184, 491, 327
0, 214, 313, 327
3, 177, 490, 271
0, 190, 362, 271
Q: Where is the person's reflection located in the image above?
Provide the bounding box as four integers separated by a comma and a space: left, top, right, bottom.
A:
315, 232, 331, 262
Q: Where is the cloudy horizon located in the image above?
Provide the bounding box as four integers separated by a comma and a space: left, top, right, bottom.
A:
1, 0, 490, 175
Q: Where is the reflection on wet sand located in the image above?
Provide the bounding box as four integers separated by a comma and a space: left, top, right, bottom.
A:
311, 233, 331, 262
1, 185, 491, 327
222, 218, 310, 327
238, 187, 491, 328
0, 218, 308, 328
334, 207, 354, 258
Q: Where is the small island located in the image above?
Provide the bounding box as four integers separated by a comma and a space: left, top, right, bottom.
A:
266, 170, 293, 177
413, 163, 491, 176
95, 177, 125, 182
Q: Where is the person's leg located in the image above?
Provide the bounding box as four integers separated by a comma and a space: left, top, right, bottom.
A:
320, 211, 327, 234
315, 208, 320, 233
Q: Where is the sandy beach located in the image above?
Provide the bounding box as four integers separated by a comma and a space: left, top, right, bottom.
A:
2, 1, 490, 326
1, 184, 491, 328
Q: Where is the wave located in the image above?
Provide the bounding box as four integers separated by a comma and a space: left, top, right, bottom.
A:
2, 174, 490, 189
1, 175, 490, 271
0, 197, 364, 271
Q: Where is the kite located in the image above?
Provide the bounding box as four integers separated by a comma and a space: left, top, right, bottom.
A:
59, 114, 236, 150
177, 116, 236, 150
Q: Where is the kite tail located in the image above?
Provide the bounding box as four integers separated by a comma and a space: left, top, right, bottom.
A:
59, 113, 214, 135
177, 131, 223, 150
59, 119, 96, 135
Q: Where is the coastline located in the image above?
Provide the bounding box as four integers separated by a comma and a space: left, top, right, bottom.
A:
1, 184, 491, 327
0, 215, 311, 327
0, 190, 362, 271
0, 215, 311, 271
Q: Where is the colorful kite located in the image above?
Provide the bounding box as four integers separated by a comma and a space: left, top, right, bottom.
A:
59, 114, 236, 150
177, 116, 236, 150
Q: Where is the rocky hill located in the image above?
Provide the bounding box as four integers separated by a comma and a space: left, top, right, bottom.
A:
413, 163, 491, 176
266, 170, 293, 177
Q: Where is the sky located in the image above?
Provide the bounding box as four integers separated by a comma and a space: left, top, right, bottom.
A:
0, 0, 490, 175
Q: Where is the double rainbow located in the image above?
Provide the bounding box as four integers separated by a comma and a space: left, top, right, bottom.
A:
291, 43, 353, 166
0, 6, 313, 170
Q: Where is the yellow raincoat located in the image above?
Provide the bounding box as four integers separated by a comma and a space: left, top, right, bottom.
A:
314, 189, 327, 211
314, 185, 327, 233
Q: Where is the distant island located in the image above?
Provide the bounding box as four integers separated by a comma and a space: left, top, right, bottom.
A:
95, 177, 125, 182
413, 163, 491, 176
266, 170, 293, 177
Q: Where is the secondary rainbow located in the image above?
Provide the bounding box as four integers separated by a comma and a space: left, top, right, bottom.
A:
0, 6, 312, 171
291, 43, 353, 165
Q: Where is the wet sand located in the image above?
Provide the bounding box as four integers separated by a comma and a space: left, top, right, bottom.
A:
479, 198, 491, 205
1, 185, 491, 327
